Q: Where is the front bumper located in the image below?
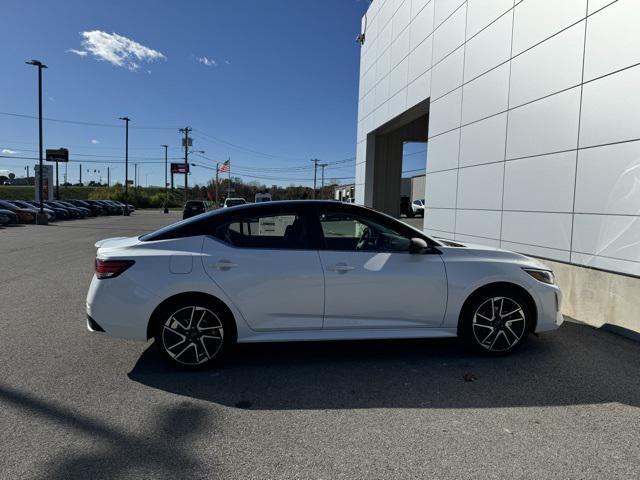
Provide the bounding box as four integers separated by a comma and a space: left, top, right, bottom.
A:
534, 283, 564, 332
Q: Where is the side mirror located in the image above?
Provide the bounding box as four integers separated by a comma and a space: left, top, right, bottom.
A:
409, 237, 428, 254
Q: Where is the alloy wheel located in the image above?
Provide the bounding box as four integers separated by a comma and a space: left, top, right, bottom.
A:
161, 305, 224, 366
471, 296, 526, 352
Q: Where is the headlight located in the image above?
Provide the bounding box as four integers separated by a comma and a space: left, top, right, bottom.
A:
523, 268, 555, 285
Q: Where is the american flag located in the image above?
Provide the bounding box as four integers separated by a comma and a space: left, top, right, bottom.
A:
218, 159, 230, 173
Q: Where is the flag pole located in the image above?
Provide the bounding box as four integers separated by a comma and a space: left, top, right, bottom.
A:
215, 163, 219, 207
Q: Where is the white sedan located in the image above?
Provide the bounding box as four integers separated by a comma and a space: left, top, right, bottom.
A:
87, 201, 563, 369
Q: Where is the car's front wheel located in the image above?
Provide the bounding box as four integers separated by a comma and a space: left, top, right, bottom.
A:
460, 291, 531, 355
153, 297, 234, 369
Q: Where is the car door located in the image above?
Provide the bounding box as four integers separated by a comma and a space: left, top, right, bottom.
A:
201, 205, 324, 331
315, 206, 447, 329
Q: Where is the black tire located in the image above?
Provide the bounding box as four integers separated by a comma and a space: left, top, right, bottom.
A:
153, 295, 235, 370
407, 209, 415, 218
460, 289, 531, 355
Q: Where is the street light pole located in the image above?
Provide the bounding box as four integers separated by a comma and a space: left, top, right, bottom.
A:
26, 59, 48, 224
119, 116, 130, 215
162, 144, 169, 213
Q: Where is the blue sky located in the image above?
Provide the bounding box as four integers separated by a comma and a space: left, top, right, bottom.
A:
0, 0, 426, 187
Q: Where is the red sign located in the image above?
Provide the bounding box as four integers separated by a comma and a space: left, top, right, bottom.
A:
171, 163, 189, 174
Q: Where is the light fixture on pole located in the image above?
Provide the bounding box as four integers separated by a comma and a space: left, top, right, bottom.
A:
162, 144, 169, 213
26, 59, 48, 225
119, 116, 130, 215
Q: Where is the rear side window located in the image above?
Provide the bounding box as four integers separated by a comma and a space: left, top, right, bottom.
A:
214, 213, 308, 249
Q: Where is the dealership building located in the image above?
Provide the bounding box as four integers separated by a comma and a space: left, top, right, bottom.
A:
355, 0, 639, 333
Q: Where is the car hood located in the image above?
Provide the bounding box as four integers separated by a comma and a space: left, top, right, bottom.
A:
438, 239, 551, 270
94, 236, 141, 249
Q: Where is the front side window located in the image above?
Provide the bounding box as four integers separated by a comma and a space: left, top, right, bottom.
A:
319, 211, 411, 252
215, 213, 307, 249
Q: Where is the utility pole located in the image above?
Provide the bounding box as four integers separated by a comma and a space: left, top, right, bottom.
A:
310, 159, 319, 199
134, 163, 138, 188
162, 144, 169, 213
320, 163, 328, 199
119, 116, 130, 215
26, 59, 48, 224
25, 166, 30, 183
79, 164, 82, 185
179, 127, 192, 205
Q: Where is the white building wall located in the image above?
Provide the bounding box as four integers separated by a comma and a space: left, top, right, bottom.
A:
356, 0, 640, 278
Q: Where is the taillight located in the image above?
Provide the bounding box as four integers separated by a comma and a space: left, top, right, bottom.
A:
95, 258, 135, 279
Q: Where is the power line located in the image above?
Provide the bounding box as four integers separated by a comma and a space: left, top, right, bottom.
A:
0, 154, 165, 164
1, 147, 181, 161
0, 111, 178, 130
191, 129, 307, 162
189, 162, 354, 183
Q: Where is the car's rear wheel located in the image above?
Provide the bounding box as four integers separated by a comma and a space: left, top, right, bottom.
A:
461, 292, 531, 355
154, 298, 233, 369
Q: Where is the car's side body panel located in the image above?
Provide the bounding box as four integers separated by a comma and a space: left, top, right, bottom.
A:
319, 249, 447, 328
201, 236, 325, 331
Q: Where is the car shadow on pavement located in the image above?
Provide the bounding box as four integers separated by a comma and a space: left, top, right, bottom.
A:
129, 322, 640, 410
0, 384, 214, 479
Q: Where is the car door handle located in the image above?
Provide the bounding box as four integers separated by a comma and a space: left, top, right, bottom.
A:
211, 260, 238, 270
327, 264, 355, 273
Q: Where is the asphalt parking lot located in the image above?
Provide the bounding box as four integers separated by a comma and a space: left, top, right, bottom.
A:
1, 211, 639, 479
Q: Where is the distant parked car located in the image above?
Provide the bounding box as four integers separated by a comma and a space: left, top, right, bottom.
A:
223, 197, 247, 208
25, 200, 71, 220
410, 199, 425, 217
254, 193, 272, 203
10, 200, 56, 221
27, 201, 69, 220
183, 200, 208, 219
0, 209, 18, 225
45, 201, 82, 219
0, 200, 35, 223
69, 200, 102, 216
400, 196, 413, 217
83, 200, 106, 215
93, 200, 119, 215
110, 200, 134, 214
57, 200, 91, 217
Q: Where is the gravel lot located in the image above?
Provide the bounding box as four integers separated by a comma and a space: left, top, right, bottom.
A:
1, 211, 639, 479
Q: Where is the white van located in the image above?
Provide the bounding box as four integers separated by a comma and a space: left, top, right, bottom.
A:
254, 193, 272, 203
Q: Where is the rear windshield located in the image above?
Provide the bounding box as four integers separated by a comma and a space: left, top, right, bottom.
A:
226, 199, 246, 206
140, 209, 223, 241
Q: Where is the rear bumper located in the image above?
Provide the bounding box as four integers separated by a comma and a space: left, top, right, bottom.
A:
86, 274, 159, 341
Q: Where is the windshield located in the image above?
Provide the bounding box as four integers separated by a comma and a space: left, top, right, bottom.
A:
225, 199, 246, 207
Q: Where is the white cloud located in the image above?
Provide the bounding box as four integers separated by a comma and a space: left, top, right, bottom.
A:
196, 56, 217, 67
2, 149, 19, 155
90, 139, 100, 144
66, 48, 88, 57
224, 59, 231, 65
70, 31, 166, 71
